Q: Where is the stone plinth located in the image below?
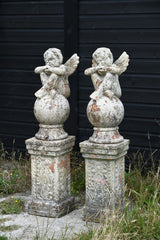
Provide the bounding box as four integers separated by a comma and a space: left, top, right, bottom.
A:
25, 136, 75, 218
80, 139, 129, 222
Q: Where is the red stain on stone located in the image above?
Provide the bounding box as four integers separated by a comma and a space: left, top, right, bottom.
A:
119, 175, 123, 183
96, 79, 101, 87
48, 161, 56, 172
33, 202, 40, 206
88, 103, 101, 123
91, 154, 97, 158
94, 176, 106, 185
112, 132, 120, 139
67, 154, 71, 173
90, 103, 100, 112
59, 160, 68, 169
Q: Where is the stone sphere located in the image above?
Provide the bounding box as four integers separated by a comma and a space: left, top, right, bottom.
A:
34, 94, 70, 125
87, 95, 124, 128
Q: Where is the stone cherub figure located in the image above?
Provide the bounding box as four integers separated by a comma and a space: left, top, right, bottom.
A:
84, 47, 129, 101
34, 48, 79, 99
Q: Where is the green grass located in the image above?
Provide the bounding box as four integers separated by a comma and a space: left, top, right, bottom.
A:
0, 218, 11, 224
0, 142, 31, 195
0, 225, 20, 232
71, 152, 85, 196
0, 198, 24, 214
0, 142, 159, 240
0, 236, 8, 240
72, 151, 160, 240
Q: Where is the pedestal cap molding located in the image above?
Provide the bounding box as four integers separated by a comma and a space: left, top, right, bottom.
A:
25, 136, 75, 157
80, 139, 129, 160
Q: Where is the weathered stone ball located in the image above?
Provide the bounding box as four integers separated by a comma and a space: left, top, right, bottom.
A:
34, 94, 70, 125
87, 95, 124, 128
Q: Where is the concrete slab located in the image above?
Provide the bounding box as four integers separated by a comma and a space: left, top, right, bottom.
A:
0, 194, 97, 240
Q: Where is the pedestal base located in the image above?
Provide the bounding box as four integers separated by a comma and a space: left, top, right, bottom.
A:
89, 127, 123, 144
80, 139, 129, 222
35, 124, 68, 141
26, 196, 75, 218
25, 136, 75, 218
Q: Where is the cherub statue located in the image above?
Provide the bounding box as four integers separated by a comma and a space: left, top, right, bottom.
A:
84, 47, 129, 100
34, 48, 79, 99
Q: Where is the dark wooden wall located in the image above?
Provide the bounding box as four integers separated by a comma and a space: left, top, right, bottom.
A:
0, 0, 160, 157
0, 0, 64, 151
78, 0, 160, 156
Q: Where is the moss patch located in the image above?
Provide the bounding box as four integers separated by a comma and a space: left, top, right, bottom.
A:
0, 225, 20, 232
0, 218, 11, 224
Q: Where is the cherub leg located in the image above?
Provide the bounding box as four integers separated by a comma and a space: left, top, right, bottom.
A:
90, 83, 104, 100
35, 73, 58, 99
35, 86, 48, 99
47, 73, 58, 99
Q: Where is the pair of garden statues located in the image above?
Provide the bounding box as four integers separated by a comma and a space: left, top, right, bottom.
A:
26, 47, 129, 221
34, 47, 129, 142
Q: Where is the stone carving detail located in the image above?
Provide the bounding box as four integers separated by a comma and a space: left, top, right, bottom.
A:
34, 48, 79, 141
85, 47, 129, 144
85, 158, 125, 208
80, 140, 129, 222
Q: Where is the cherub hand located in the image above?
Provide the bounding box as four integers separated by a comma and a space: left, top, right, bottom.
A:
104, 90, 114, 99
107, 65, 120, 74
97, 66, 106, 75
44, 66, 53, 74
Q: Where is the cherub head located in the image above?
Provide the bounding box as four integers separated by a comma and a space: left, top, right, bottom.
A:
44, 48, 63, 67
92, 47, 113, 67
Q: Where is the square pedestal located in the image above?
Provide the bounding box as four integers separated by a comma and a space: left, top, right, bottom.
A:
80, 139, 129, 222
25, 136, 75, 218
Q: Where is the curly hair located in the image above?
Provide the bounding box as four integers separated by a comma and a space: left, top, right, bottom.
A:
92, 47, 113, 66
43, 48, 63, 66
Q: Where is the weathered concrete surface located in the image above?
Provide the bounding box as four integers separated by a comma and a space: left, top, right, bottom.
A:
0, 195, 96, 240
34, 94, 70, 141
25, 136, 75, 218
80, 139, 129, 222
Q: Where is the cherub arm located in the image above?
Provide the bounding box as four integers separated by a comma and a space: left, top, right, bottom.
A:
85, 65, 109, 76
84, 66, 99, 76
34, 66, 46, 74
49, 65, 66, 76
35, 65, 66, 76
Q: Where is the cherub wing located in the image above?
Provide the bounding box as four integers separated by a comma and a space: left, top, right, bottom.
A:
113, 51, 129, 75
64, 53, 79, 76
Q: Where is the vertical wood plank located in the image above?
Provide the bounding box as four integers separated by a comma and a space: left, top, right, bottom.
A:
64, 0, 79, 141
